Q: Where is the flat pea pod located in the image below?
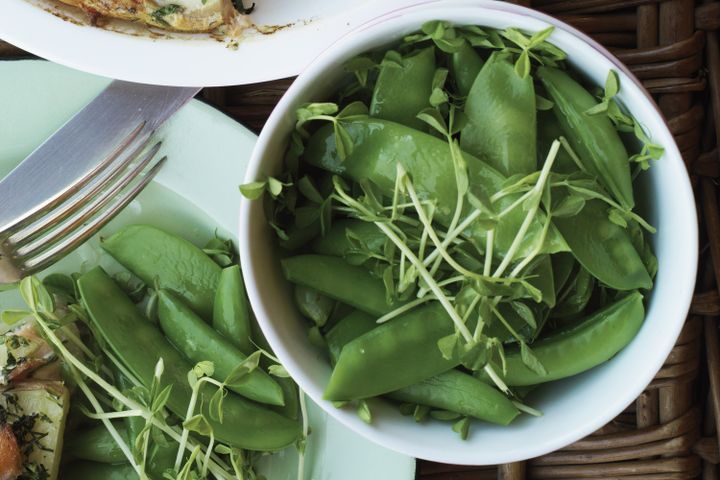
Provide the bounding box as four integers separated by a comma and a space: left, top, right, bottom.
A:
213, 265, 254, 355
64, 423, 126, 463
282, 254, 399, 316
388, 369, 519, 426
325, 310, 377, 364
79, 267, 300, 451
312, 219, 386, 265
157, 289, 285, 406
451, 43, 484, 97
61, 461, 138, 480
324, 303, 456, 401
370, 46, 435, 129
538, 66, 634, 209
538, 110, 575, 174
294, 285, 334, 327
304, 118, 568, 259
499, 291, 644, 386
461, 52, 536, 176
102, 225, 220, 319
554, 199, 651, 290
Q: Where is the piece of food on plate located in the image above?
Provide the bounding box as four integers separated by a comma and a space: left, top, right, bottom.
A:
56, 0, 248, 32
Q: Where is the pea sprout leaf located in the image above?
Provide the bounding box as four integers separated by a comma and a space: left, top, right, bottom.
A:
514, 50, 531, 79
416, 108, 449, 136
535, 94, 554, 111
552, 194, 586, 218
1, 309, 30, 325
380, 50, 404, 68
225, 351, 261, 387
520, 342, 547, 375
510, 301, 536, 329
357, 399, 373, 424
239, 181, 266, 200
297, 176, 324, 203
413, 404, 430, 422
438, 332, 462, 361
268, 364, 290, 378
209, 386, 228, 422
608, 208, 628, 228
452, 416, 471, 440
183, 414, 213, 437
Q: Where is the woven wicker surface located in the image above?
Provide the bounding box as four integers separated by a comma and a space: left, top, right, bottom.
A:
1, 0, 718, 478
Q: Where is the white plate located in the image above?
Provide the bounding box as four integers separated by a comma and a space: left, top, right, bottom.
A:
0, 0, 423, 87
0, 59, 416, 479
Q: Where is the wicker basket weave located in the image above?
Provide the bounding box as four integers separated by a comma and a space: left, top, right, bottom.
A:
1, 0, 718, 478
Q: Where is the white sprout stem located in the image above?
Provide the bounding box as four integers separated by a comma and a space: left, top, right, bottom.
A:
493, 140, 560, 278
513, 400, 543, 417
82, 409, 145, 420
446, 141, 466, 240
461, 295, 482, 324
376, 296, 436, 324
509, 213, 552, 279
483, 231, 494, 276
489, 172, 540, 203
372, 220, 474, 343
298, 390, 309, 480
202, 432, 215, 477
484, 364, 510, 395
559, 136, 587, 174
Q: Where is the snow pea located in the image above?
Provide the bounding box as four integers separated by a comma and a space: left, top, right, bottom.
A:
552, 266, 595, 320
64, 423, 127, 463
538, 66, 634, 209
282, 254, 399, 316
325, 310, 377, 364
499, 291, 644, 386
451, 43, 484, 97
537, 110, 575, 173
370, 46, 435, 129
213, 265, 253, 355
388, 369, 519, 425
461, 52, 536, 176
157, 289, 284, 406
554, 199, 651, 290
102, 225, 220, 319
294, 285, 334, 327
312, 219, 386, 265
324, 303, 456, 401
304, 118, 568, 259
61, 461, 138, 480
78, 267, 300, 451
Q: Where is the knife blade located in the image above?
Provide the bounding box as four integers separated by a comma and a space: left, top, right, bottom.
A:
0, 81, 200, 233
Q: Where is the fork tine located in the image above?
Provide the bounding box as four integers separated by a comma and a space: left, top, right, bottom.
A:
20, 157, 167, 275
13, 142, 162, 258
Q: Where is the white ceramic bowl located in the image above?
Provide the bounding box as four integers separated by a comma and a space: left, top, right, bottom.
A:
240, 0, 698, 465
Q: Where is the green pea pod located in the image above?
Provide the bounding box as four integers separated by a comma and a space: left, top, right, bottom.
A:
325, 310, 377, 364
282, 254, 399, 316
461, 52, 536, 176
280, 222, 321, 251
64, 423, 127, 463
537, 110, 575, 173
324, 303, 456, 401
213, 265, 254, 355
388, 369, 519, 425
554, 200, 651, 290
370, 46, 435, 129
304, 118, 568, 259
78, 267, 300, 451
500, 291, 644, 386
61, 461, 138, 480
157, 289, 285, 406
294, 285, 334, 327
451, 43, 484, 97
550, 253, 576, 295
552, 266, 595, 320
312, 219, 386, 265
102, 225, 220, 319
538, 66, 634, 209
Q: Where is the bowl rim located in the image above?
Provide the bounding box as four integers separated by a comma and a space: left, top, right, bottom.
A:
240, 0, 698, 465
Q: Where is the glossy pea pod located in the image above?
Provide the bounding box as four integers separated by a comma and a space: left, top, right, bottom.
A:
157, 289, 285, 406
497, 292, 645, 386
102, 225, 220, 319
538, 66, 634, 209
553, 199, 651, 291
451, 42, 484, 97
461, 52, 537, 176
63, 422, 127, 463
303, 118, 568, 259
78, 267, 301, 451
213, 265, 254, 355
370, 46, 436, 129
312, 219, 386, 266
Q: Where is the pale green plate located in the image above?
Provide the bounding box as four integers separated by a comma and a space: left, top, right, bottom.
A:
0, 60, 416, 480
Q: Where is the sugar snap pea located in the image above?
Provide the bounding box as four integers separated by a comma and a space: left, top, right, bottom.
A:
157, 289, 285, 406
78, 267, 300, 451
324, 303, 456, 401
538, 66, 634, 209
325, 310, 377, 364
213, 265, 254, 355
498, 292, 644, 386
312, 219, 386, 265
370, 46, 436, 129
461, 52, 537, 176
102, 225, 220, 319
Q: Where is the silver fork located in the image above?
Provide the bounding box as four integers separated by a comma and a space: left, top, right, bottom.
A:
0, 81, 200, 285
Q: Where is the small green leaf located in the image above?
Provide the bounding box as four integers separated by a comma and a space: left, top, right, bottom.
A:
357, 400, 372, 424
1, 309, 30, 325
151, 384, 173, 413
585, 100, 609, 116
452, 416, 471, 440
338, 101, 369, 119
514, 50, 531, 78
438, 333, 461, 360
297, 176, 323, 203
510, 301, 536, 329
416, 108, 448, 136
647, 143, 665, 160
209, 387, 227, 423
268, 364, 290, 378
520, 342, 547, 376
380, 50, 404, 68
528, 26, 554, 48
608, 208, 628, 228
193, 360, 215, 379
413, 404, 430, 422
605, 70, 619, 98
19, 276, 54, 314
183, 414, 213, 436
430, 88, 449, 107
239, 181, 267, 200
535, 94, 554, 111
334, 122, 355, 160
267, 177, 285, 197
552, 194, 585, 218
501, 28, 530, 48
382, 265, 395, 305
224, 351, 261, 386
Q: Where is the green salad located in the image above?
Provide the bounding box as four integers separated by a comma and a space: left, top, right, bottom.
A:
0, 225, 307, 479
242, 21, 662, 436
